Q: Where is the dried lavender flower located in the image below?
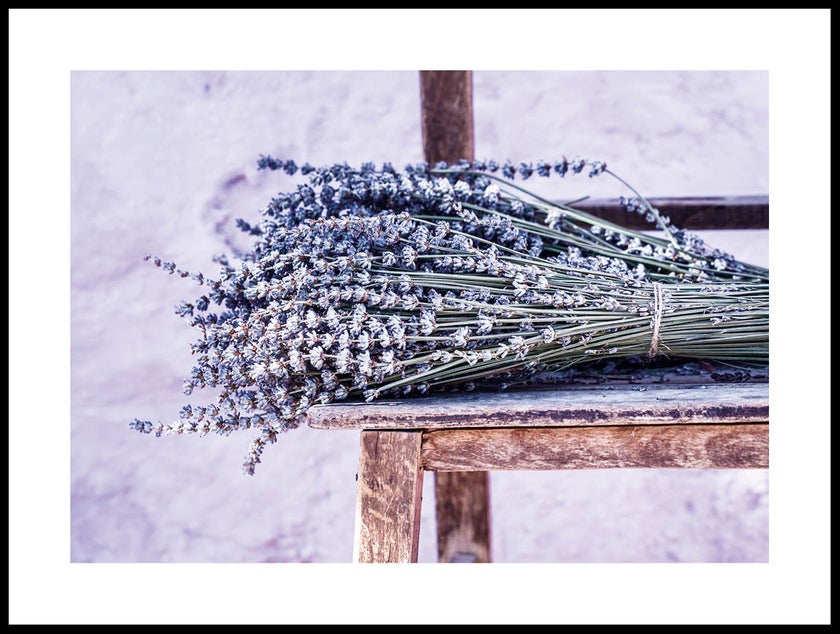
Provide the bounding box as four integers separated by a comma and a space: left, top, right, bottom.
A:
134, 157, 769, 474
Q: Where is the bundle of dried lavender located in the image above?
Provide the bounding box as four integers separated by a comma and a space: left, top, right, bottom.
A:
133, 158, 768, 474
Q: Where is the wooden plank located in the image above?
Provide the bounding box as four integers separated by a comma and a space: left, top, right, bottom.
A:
353, 431, 424, 563
308, 383, 769, 430
574, 195, 769, 230
434, 472, 492, 563
419, 70, 475, 165
420, 69, 490, 564
421, 424, 769, 471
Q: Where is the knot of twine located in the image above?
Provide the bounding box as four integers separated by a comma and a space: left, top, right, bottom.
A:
649, 282, 664, 358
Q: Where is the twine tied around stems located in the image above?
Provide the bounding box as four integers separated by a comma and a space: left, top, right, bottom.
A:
649, 281, 664, 358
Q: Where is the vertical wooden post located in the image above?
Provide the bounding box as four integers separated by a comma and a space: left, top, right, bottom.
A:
419, 70, 476, 166
434, 471, 492, 563
419, 70, 493, 563
353, 431, 425, 563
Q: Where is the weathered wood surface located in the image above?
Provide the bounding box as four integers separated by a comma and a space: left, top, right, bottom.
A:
419, 70, 475, 166
308, 383, 769, 430
574, 195, 769, 230
434, 472, 492, 563
421, 424, 769, 471
353, 431, 424, 563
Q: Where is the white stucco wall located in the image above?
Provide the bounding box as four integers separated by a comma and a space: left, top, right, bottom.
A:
70, 70, 769, 565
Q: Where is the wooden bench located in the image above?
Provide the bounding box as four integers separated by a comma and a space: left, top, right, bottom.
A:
309, 71, 769, 563
309, 380, 769, 563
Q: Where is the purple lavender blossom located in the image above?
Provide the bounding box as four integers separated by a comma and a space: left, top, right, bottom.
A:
134, 158, 768, 474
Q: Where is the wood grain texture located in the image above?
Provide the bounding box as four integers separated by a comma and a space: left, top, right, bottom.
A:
308, 383, 769, 430
434, 472, 492, 563
421, 424, 769, 471
574, 196, 769, 230
353, 431, 424, 563
420, 70, 474, 165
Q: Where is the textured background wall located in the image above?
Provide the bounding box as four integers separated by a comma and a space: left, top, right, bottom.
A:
71, 70, 769, 564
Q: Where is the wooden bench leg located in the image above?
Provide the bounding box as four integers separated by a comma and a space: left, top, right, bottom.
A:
353, 430, 424, 563
435, 471, 492, 563
419, 70, 494, 564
